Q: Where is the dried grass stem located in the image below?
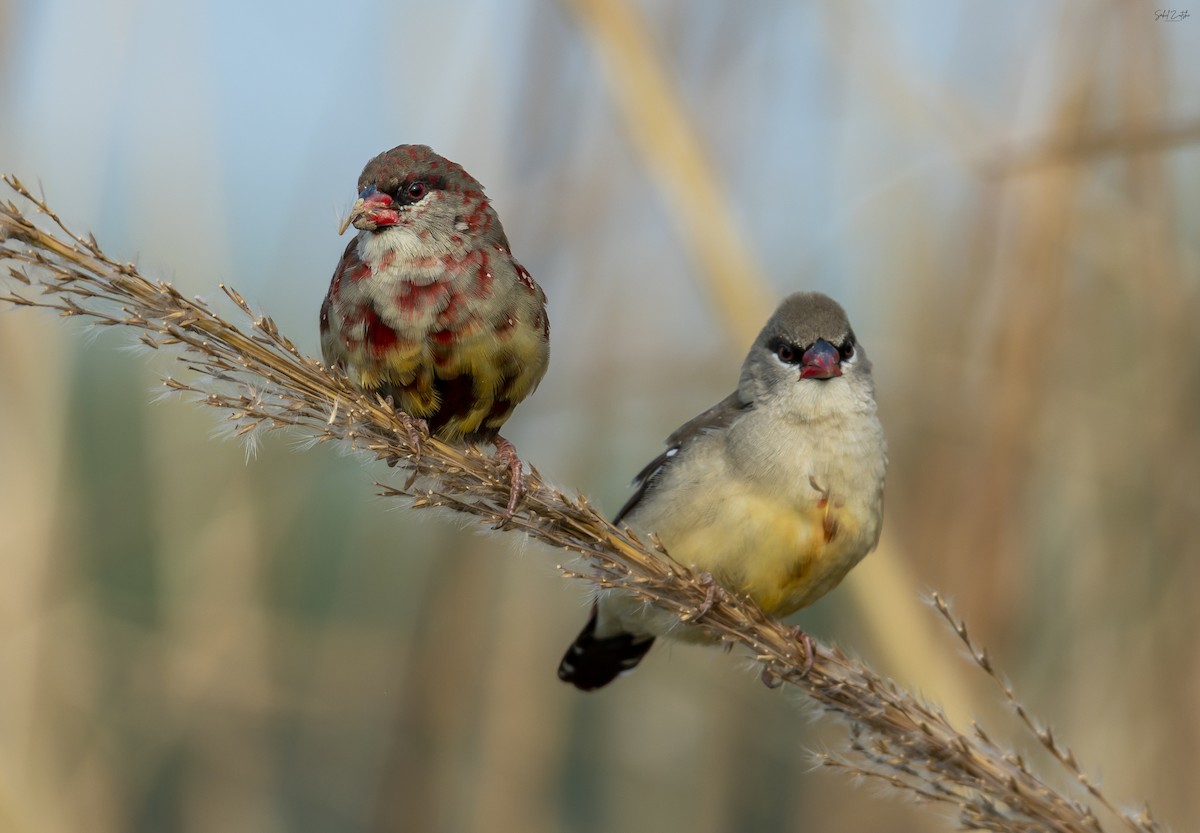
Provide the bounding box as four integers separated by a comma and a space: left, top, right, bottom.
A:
0, 177, 1168, 833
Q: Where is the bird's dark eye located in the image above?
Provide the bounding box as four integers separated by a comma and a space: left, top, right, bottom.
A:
838, 338, 856, 361
771, 338, 800, 364
405, 181, 428, 200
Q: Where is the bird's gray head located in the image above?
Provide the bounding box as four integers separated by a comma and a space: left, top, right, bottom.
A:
738, 292, 875, 417
340, 144, 509, 250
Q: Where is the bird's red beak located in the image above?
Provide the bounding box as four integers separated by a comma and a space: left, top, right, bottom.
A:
339, 185, 400, 234
799, 339, 842, 380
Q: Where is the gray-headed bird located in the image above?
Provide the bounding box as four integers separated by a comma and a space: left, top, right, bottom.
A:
559, 292, 886, 690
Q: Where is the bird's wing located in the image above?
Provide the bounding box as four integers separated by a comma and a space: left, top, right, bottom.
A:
318, 237, 363, 368
613, 391, 751, 525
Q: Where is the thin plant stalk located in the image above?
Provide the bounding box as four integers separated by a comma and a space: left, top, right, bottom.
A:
0, 176, 1168, 833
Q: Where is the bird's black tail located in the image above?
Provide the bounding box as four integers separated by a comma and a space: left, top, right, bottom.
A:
557, 604, 655, 691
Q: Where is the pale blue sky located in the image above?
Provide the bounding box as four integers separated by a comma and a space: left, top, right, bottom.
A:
2, 1, 1196, 378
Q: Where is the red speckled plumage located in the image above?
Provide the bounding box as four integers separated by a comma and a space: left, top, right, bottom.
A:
320, 145, 549, 442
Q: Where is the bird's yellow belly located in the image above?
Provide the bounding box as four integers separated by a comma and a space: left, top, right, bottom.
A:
353, 322, 547, 440
655, 489, 869, 619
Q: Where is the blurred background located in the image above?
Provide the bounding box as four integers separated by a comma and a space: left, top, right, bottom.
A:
1, 1, 1198, 831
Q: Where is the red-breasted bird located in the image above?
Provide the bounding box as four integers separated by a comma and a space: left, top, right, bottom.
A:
320, 145, 549, 516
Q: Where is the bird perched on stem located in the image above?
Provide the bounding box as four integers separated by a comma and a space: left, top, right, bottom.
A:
320, 144, 549, 518
558, 292, 886, 691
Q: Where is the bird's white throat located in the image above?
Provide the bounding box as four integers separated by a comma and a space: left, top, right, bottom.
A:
356, 226, 452, 287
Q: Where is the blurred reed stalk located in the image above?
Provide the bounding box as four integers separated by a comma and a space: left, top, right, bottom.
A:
563, 0, 975, 719
0, 177, 1171, 833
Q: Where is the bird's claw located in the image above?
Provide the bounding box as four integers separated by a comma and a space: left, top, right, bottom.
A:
790, 625, 815, 677
491, 435, 525, 528
380, 395, 427, 486
693, 572, 722, 621
399, 415, 429, 488
760, 627, 815, 689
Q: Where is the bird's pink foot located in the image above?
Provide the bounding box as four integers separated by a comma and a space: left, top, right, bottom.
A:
692, 572, 723, 621
398, 414, 429, 488
789, 626, 815, 677
491, 435, 525, 527
381, 395, 428, 478
760, 627, 815, 689
398, 412, 429, 458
